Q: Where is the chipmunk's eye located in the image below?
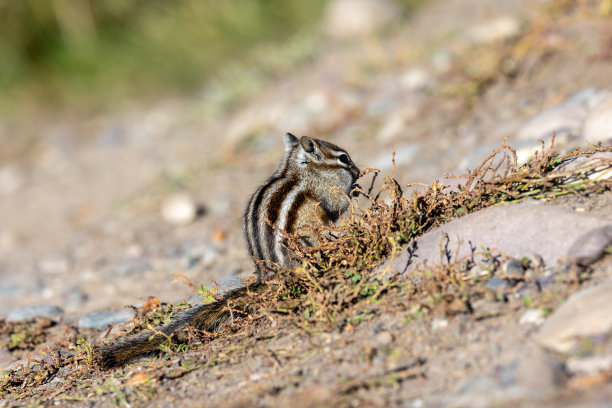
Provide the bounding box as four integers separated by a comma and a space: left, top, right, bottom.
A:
338, 154, 350, 165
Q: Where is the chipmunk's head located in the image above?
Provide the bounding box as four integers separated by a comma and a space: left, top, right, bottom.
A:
283, 133, 360, 216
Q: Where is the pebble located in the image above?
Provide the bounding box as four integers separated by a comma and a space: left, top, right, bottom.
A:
519, 309, 545, 326
523, 253, 544, 269
161, 193, 199, 226
431, 318, 448, 331
472, 299, 503, 318
566, 354, 612, 376
6, 305, 64, 322
465, 16, 522, 44
486, 276, 509, 290
323, 0, 400, 40
536, 279, 612, 352
501, 260, 524, 276
77, 309, 135, 330
566, 225, 612, 266
399, 68, 434, 92
583, 95, 612, 144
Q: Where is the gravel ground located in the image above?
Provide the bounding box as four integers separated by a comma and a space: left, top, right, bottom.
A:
1, 0, 612, 406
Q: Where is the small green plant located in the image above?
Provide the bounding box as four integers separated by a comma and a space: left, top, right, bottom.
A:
69, 338, 95, 368
197, 284, 218, 303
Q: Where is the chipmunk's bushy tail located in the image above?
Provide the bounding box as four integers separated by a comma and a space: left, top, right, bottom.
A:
99, 283, 264, 368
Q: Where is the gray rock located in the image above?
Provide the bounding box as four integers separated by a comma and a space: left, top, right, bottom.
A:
6, 305, 64, 322
516, 88, 611, 143
583, 95, 612, 144
501, 260, 524, 276
380, 201, 609, 275
567, 224, 612, 266
77, 309, 135, 330
516, 104, 584, 142
536, 279, 612, 352
516, 91, 591, 142
486, 276, 509, 290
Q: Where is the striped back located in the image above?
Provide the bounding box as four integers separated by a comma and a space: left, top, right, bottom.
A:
243, 133, 359, 273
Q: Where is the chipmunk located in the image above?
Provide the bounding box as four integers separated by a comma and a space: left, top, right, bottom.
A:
99, 133, 360, 368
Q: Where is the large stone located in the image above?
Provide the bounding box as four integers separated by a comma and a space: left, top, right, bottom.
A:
566, 225, 612, 266
381, 201, 609, 274
583, 96, 612, 144
516, 88, 610, 142
535, 280, 612, 352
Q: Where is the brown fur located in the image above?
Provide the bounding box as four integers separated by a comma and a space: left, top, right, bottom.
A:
99, 283, 266, 368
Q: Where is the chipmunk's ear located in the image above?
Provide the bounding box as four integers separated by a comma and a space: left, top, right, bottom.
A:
284, 133, 299, 151
299, 136, 319, 155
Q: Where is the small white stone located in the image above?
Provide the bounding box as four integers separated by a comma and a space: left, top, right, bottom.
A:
432, 317, 448, 331
465, 16, 522, 44
323, 0, 400, 39
519, 308, 545, 325
400, 68, 434, 92
161, 193, 198, 226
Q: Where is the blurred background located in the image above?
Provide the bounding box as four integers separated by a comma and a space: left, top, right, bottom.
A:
0, 0, 421, 113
